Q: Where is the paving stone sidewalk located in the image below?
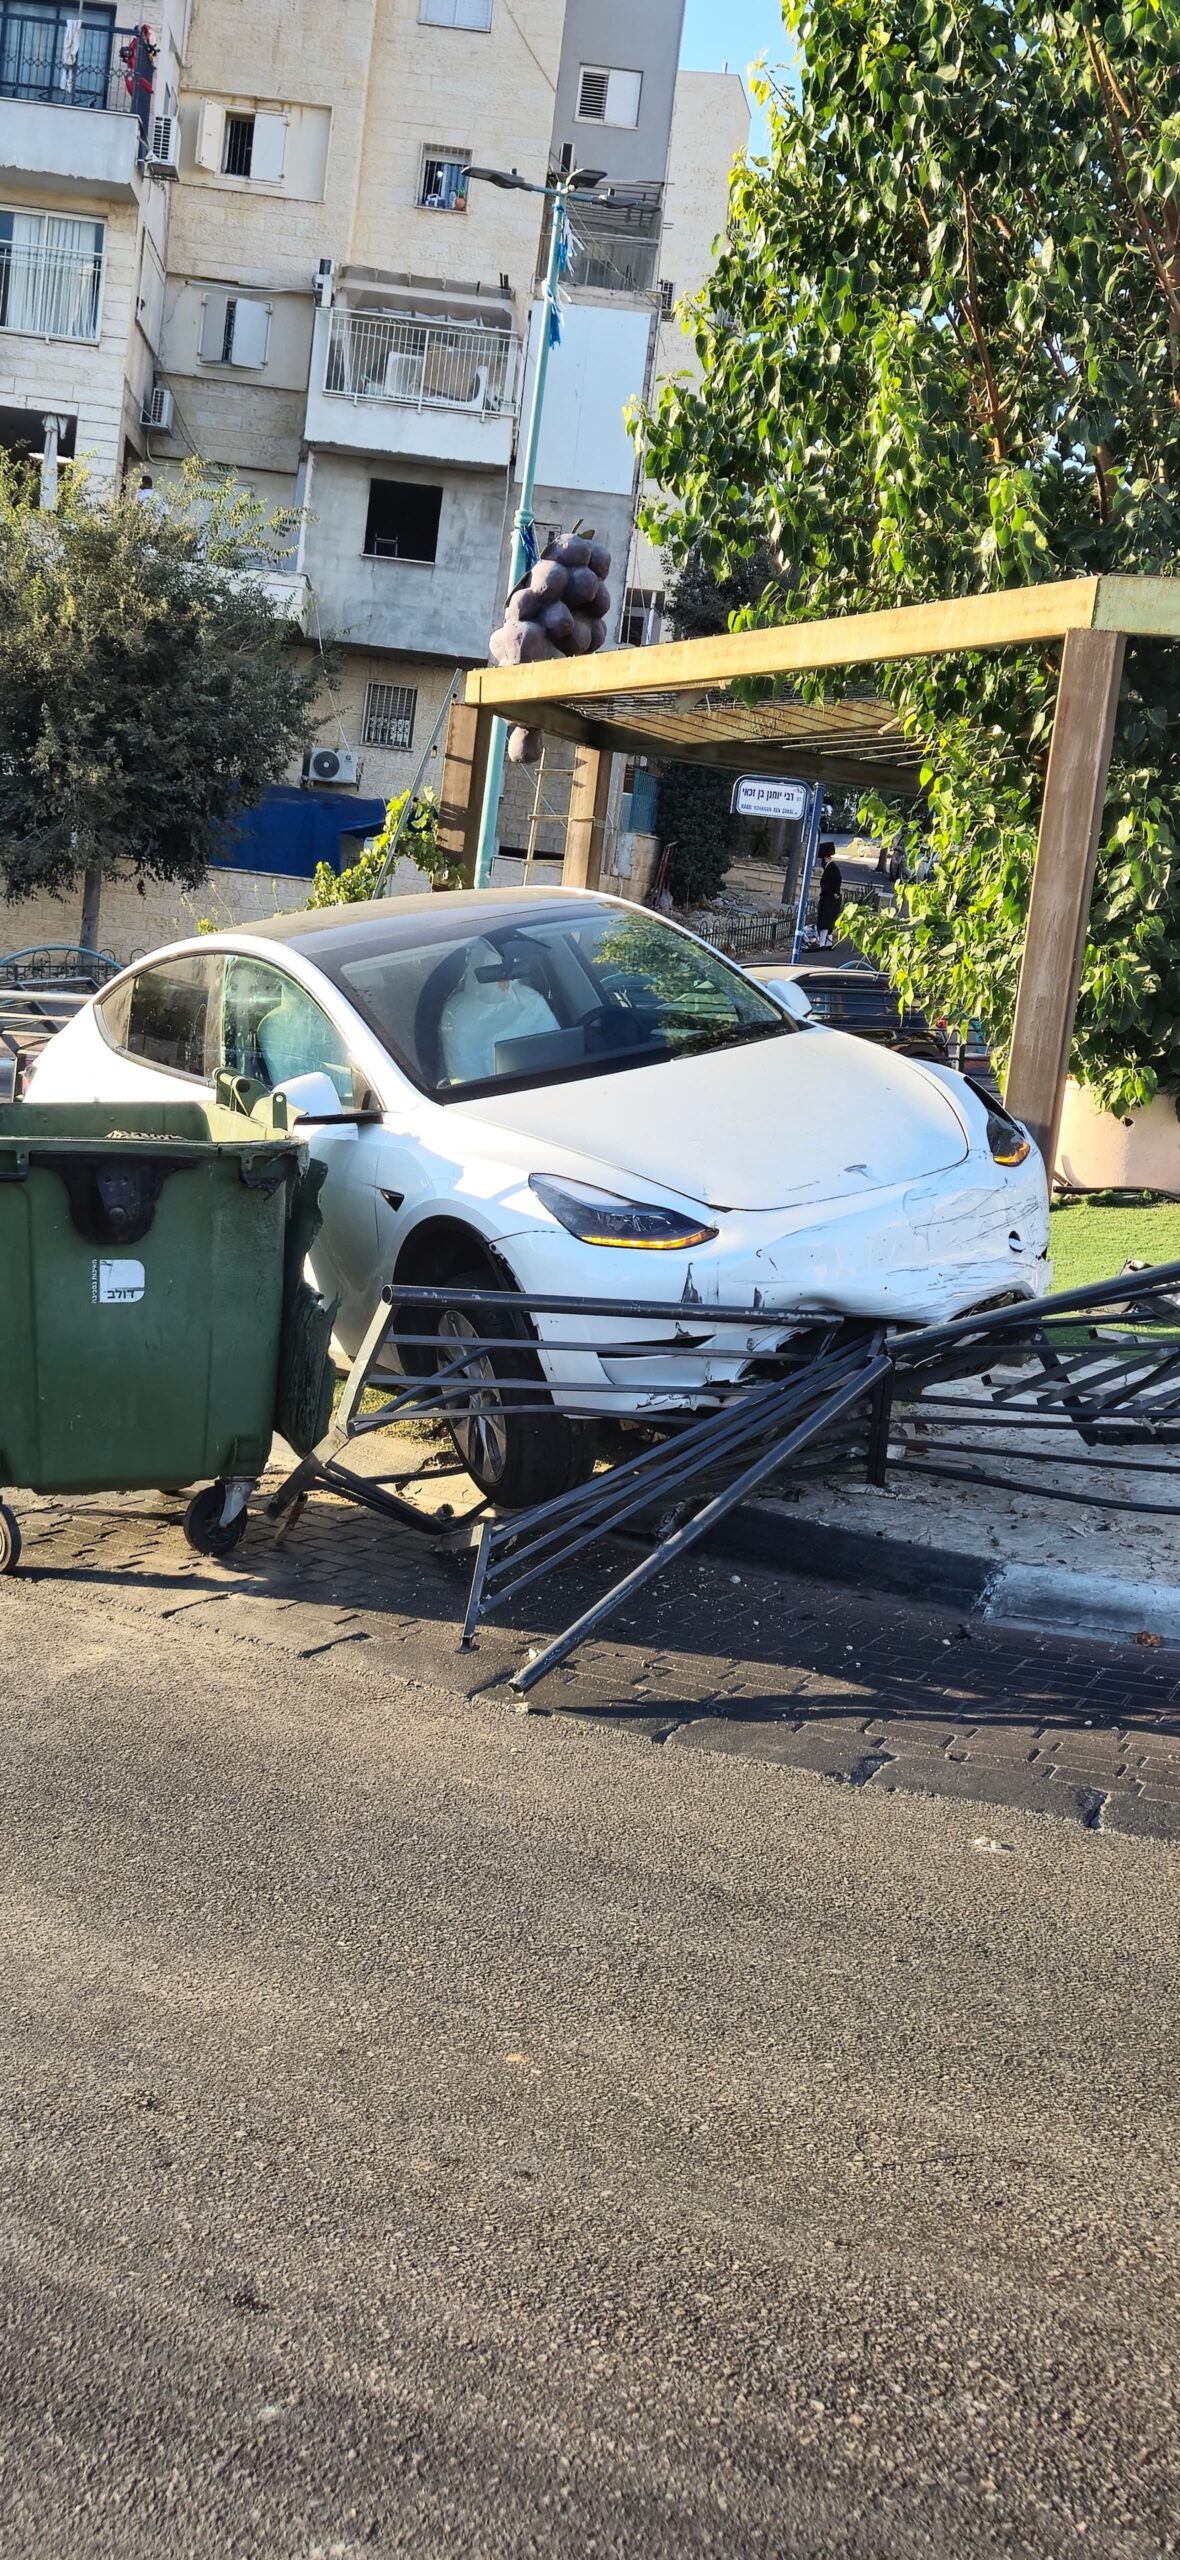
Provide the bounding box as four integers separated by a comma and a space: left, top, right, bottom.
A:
8, 1475, 1180, 1841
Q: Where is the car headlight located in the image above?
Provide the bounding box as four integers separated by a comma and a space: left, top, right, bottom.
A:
964, 1080, 1032, 1166
529, 1174, 718, 1249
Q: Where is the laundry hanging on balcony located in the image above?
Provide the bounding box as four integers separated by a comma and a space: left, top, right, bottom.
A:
59, 18, 81, 95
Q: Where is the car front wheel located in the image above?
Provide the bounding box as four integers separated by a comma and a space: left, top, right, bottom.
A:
428, 1269, 592, 1510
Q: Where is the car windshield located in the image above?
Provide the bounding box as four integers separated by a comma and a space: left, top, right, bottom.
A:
325, 903, 791, 1101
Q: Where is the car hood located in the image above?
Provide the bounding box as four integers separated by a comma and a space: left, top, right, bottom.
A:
450, 1029, 970, 1212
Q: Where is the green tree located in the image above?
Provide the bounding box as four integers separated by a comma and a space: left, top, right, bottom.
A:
638, 0, 1180, 1114
0, 457, 321, 949
306, 788, 444, 906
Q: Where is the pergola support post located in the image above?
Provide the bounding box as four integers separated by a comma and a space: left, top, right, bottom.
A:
563, 744, 614, 890
1004, 627, 1126, 1175
437, 701, 496, 889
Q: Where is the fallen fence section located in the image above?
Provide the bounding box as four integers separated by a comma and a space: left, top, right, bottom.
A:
883, 1258, 1180, 1516
470, 1343, 890, 1694
266, 1262, 1180, 1691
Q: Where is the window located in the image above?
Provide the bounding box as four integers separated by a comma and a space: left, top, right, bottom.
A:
418, 149, 468, 212
219, 956, 355, 1100
0, 209, 103, 342
363, 683, 418, 750
222, 112, 254, 175
198, 291, 271, 367
107, 955, 219, 1080
621, 588, 663, 649
419, 0, 492, 25
196, 101, 287, 181
322, 903, 789, 1103
576, 65, 642, 126
363, 479, 442, 563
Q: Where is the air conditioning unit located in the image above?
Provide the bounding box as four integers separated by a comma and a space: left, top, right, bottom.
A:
313, 257, 336, 307
148, 114, 180, 177
141, 384, 174, 432
304, 745, 358, 787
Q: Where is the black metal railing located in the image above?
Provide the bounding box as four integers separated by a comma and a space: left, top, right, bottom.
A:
0, 14, 154, 119
688, 910, 792, 959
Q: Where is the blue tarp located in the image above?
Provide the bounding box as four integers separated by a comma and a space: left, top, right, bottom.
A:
212, 785, 389, 881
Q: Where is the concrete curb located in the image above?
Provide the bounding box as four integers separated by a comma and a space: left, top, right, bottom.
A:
704, 1505, 1180, 1650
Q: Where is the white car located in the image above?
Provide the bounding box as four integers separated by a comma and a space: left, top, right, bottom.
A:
27, 888, 1049, 1504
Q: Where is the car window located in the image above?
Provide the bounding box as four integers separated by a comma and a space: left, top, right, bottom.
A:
108, 954, 220, 1079
219, 955, 356, 1101
328, 904, 789, 1102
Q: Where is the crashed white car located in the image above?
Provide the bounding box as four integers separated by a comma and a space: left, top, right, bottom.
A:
27, 889, 1049, 1503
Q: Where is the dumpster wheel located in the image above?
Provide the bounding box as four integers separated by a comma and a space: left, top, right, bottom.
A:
0, 1502, 21, 1573
184, 1482, 249, 1558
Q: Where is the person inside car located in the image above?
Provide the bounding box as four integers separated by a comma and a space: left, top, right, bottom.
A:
439, 936, 560, 1086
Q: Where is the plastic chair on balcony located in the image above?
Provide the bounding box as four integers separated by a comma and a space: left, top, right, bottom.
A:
383, 346, 427, 403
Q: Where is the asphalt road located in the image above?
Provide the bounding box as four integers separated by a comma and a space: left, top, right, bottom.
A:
2, 1582, 1178, 2560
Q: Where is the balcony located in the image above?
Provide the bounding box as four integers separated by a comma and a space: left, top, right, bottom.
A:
249, 567, 310, 628
559, 185, 663, 299
0, 19, 151, 199
304, 305, 521, 470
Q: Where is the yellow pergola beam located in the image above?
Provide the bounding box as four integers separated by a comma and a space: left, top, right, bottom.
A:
459, 575, 1180, 1180
467, 575, 1180, 716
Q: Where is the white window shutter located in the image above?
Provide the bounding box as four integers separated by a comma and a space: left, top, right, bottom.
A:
198, 291, 229, 360
606, 68, 641, 126
249, 112, 287, 182
229, 296, 270, 366
194, 100, 224, 170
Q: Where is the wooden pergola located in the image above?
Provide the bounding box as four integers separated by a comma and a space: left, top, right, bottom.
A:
436, 576, 1180, 1169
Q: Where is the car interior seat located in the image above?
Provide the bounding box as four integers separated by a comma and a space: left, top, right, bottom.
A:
257, 987, 334, 1091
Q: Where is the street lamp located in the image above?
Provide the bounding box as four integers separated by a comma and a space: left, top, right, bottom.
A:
464, 160, 605, 888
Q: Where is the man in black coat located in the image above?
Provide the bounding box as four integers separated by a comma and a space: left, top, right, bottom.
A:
813, 842, 843, 946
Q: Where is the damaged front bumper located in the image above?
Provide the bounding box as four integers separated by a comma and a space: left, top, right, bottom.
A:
501, 1148, 1051, 1416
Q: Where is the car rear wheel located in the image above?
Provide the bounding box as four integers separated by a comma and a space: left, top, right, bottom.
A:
429, 1268, 592, 1510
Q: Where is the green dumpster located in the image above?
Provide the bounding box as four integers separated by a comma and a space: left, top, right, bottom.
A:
0, 1100, 315, 1567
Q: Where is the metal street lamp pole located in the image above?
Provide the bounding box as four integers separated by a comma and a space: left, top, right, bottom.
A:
464, 163, 602, 891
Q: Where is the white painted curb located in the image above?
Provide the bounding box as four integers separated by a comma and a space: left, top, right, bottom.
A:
983, 1563, 1180, 1648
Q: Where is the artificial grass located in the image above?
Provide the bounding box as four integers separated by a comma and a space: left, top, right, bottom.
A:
1049, 1195, 1180, 1295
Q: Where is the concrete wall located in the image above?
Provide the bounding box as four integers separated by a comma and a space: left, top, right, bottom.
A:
350, 0, 561, 307
630, 70, 749, 599
158, 269, 314, 477
302, 652, 459, 803
169, 0, 376, 288
2, 867, 314, 969
302, 449, 507, 659
551, 0, 685, 187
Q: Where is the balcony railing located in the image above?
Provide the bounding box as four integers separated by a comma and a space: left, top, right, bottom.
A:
0, 17, 151, 113
0, 238, 102, 339
560, 186, 663, 298
324, 312, 519, 419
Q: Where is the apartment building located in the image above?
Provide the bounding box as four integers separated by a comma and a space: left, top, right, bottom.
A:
149, 0, 563, 855
626, 68, 751, 643
0, 0, 742, 915
0, 0, 188, 493
147, 0, 707, 863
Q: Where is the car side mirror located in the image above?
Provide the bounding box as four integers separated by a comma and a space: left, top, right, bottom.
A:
763, 976, 813, 1022
271, 1071, 356, 1125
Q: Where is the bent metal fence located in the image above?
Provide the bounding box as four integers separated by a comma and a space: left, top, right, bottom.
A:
265, 1264, 1180, 1691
